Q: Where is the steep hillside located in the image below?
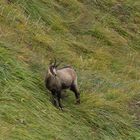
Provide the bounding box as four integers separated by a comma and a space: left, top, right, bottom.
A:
0, 0, 140, 139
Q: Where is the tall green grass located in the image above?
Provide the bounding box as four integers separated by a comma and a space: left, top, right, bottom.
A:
0, 0, 140, 139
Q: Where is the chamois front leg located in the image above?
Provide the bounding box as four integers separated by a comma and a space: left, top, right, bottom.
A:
51, 91, 58, 107
57, 91, 63, 110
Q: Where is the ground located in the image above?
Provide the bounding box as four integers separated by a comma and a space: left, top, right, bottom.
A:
0, 0, 140, 140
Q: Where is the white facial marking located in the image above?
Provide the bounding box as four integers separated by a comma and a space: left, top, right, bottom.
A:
53, 68, 57, 75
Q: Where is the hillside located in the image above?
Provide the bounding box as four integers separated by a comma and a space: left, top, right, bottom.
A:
0, 0, 140, 139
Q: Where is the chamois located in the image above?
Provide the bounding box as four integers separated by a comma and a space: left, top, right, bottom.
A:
45, 59, 80, 109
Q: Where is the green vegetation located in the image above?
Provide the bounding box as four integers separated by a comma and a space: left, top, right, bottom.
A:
0, 0, 140, 139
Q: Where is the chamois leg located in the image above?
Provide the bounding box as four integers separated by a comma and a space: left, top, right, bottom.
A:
57, 91, 63, 110
70, 85, 80, 104
51, 91, 58, 107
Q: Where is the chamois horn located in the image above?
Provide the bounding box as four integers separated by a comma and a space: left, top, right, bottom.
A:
53, 58, 62, 67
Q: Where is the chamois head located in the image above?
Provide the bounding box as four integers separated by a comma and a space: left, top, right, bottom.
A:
48, 59, 61, 76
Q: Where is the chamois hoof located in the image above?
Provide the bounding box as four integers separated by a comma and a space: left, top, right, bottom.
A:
59, 107, 64, 111
75, 99, 80, 104
75, 101, 80, 105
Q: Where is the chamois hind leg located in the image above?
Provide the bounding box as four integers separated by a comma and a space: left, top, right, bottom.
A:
70, 85, 80, 104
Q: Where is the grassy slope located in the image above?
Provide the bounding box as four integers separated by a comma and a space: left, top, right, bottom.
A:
0, 0, 140, 139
